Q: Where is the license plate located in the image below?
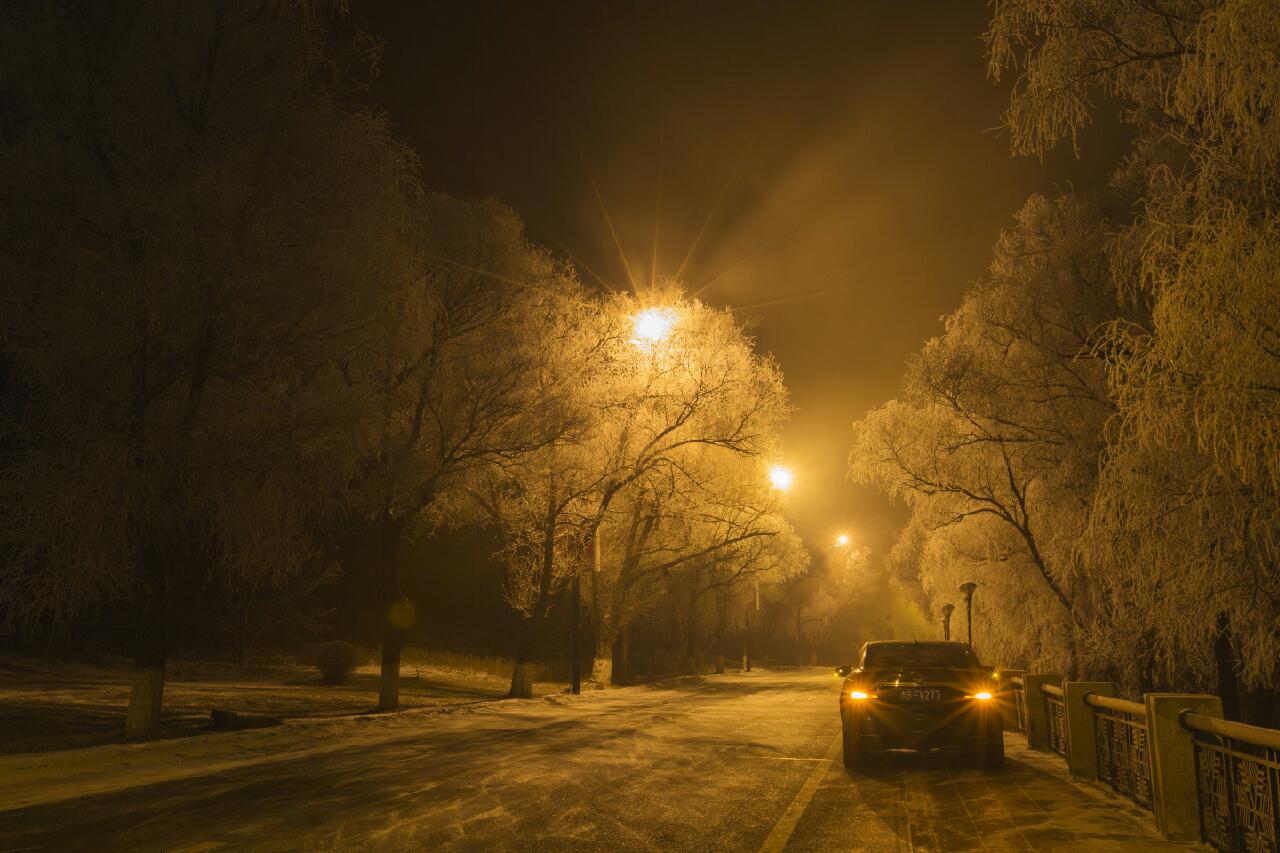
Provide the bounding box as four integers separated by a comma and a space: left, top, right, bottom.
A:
898, 688, 942, 702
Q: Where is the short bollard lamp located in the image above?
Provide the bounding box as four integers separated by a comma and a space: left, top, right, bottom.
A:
941, 603, 955, 641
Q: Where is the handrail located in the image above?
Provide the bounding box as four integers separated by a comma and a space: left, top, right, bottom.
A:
1040, 682, 1064, 697
1084, 693, 1146, 716
1183, 711, 1280, 750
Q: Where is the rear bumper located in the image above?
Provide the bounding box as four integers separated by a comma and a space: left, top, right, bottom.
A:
841, 698, 998, 751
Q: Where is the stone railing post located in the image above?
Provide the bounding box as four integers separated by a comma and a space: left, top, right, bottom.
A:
997, 669, 1025, 731
1145, 693, 1222, 841
1062, 681, 1113, 779
1022, 673, 1061, 752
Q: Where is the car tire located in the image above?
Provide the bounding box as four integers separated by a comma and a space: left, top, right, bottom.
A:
842, 715, 869, 769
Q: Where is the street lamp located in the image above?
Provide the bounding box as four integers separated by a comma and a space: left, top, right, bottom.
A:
959, 581, 977, 648
738, 462, 793, 673
941, 603, 955, 641
572, 306, 680, 695
835, 533, 849, 547
632, 307, 676, 345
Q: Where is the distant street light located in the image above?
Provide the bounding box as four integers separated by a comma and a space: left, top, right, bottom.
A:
835, 533, 849, 547
959, 582, 977, 648
941, 603, 955, 641
768, 464, 794, 493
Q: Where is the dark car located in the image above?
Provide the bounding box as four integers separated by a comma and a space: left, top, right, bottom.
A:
836, 640, 1004, 769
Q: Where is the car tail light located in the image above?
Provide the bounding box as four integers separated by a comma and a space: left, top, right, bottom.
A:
850, 690, 869, 700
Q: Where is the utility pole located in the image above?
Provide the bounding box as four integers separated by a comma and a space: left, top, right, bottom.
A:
959, 582, 977, 649
941, 603, 955, 641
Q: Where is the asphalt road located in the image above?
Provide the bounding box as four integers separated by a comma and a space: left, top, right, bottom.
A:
0, 669, 1195, 852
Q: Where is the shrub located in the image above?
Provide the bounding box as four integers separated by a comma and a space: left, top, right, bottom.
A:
315, 641, 362, 685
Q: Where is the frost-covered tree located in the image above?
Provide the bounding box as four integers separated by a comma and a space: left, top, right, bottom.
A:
338, 194, 585, 711
467, 292, 624, 697
472, 289, 796, 691
985, 0, 1196, 159
576, 293, 793, 686
0, 1, 420, 738
589, 454, 803, 684
988, 0, 1280, 714
850, 192, 1127, 675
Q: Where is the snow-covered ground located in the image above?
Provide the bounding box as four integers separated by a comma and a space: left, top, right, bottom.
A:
0, 669, 1200, 851
0, 651, 562, 754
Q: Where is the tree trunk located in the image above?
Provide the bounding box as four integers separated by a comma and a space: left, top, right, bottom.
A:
509, 661, 535, 698
125, 551, 167, 741
126, 666, 165, 740
375, 516, 407, 712
617, 626, 630, 686
509, 613, 540, 699
380, 619, 403, 711
1066, 625, 1082, 681
715, 654, 725, 674
589, 635, 613, 688
1214, 612, 1241, 721
684, 608, 700, 674
794, 606, 803, 665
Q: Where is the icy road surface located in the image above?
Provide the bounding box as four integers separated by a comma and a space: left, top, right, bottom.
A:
0, 669, 1195, 851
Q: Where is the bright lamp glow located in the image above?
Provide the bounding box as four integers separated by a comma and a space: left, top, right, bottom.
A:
768, 465, 794, 492
970, 691, 993, 701
836, 534, 849, 547
632, 307, 676, 344
850, 690, 869, 700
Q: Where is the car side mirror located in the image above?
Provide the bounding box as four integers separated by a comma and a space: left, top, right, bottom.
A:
834, 665, 852, 678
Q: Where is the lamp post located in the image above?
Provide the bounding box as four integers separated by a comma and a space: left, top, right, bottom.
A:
740, 463, 793, 673
572, 306, 678, 694
959, 581, 977, 648
941, 603, 955, 641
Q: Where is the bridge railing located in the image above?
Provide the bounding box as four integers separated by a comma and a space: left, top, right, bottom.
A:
1009, 675, 1026, 733
1041, 682, 1068, 758
1085, 693, 1152, 810
1006, 673, 1280, 850
1182, 712, 1280, 852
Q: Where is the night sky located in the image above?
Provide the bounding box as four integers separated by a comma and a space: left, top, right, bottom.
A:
356, 0, 1126, 553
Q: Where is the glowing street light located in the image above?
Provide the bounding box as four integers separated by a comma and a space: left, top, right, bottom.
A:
768, 464, 794, 493
632, 307, 677, 345
835, 533, 850, 547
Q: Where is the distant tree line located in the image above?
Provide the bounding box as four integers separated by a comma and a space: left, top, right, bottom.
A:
0, 1, 812, 739
850, 0, 1280, 725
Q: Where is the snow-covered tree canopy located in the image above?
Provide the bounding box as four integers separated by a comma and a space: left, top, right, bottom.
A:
851, 0, 1280, 700
851, 192, 1126, 675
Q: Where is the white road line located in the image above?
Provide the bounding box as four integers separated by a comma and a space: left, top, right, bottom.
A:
757, 732, 842, 853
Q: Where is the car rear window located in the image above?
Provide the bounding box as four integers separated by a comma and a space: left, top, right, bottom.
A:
863, 644, 981, 669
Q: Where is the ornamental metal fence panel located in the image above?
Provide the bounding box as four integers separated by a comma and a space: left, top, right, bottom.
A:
1185, 714, 1280, 853
1043, 686, 1068, 758
1090, 698, 1153, 811
1011, 676, 1026, 734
